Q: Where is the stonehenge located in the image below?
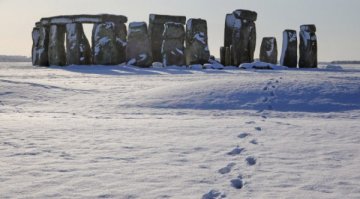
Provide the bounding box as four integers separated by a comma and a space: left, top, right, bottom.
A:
280, 30, 297, 68
185, 18, 210, 65
221, 9, 257, 66
126, 22, 152, 67
31, 12, 318, 69
260, 37, 278, 64
161, 22, 186, 66
149, 14, 186, 62
299, 25, 318, 68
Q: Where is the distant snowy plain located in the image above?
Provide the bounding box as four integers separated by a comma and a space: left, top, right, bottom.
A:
1, 63, 359, 198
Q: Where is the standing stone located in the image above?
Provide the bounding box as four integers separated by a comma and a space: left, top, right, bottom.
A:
48, 25, 66, 66
224, 14, 236, 48
92, 22, 127, 65
220, 47, 226, 65
225, 47, 231, 66
260, 37, 278, 64
149, 14, 186, 62
32, 27, 41, 66
299, 24, 317, 68
66, 23, 92, 65
231, 10, 257, 66
161, 22, 185, 66
280, 29, 297, 67
32, 25, 49, 66
185, 18, 210, 65
126, 22, 152, 67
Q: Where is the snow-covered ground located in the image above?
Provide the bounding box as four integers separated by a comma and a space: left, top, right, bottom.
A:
1, 62, 359, 199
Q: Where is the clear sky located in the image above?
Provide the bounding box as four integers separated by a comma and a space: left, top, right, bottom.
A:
0, 0, 359, 61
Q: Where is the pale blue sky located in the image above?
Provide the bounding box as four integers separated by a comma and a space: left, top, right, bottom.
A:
0, 0, 359, 61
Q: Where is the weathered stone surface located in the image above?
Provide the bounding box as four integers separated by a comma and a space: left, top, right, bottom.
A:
161, 22, 185, 66
225, 47, 231, 66
40, 14, 128, 26
185, 18, 210, 65
260, 37, 278, 64
224, 14, 236, 47
48, 25, 66, 66
65, 23, 92, 65
299, 24, 317, 68
232, 9, 258, 21
92, 22, 127, 65
149, 14, 186, 62
220, 46, 226, 65
231, 12, 257, 66
32, 27, 41, 66
32, 26, 49, 66
126, 22, 152, 67
280, 29, 297, 67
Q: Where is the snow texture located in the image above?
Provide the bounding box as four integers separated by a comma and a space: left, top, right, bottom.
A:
1, 62, 360, 199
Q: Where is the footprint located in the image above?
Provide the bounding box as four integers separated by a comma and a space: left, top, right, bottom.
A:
246, 156, 257, 166
263, 86, 268, 91
238, 133, 250, 139
218, 163, 236, 174
202, 190, 226, 199
261, 115, 267, 119
231, 176, 244, 189
246, 121, 256, 124
269, 91, 275, 96
227, 146, 245, 156
255, 127, 262, 131
250, 139, 258, 145
262, 97, 269, 103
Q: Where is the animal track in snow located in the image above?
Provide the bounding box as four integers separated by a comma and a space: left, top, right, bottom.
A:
227, 146, 245, 156
230, 176, 244, 189
218, 163, 236, 174
255, 127, 262, 131
202, 189, 226, 199
238, 133, 250, 139
246, 156, 257, 166
250, 139, 258, 145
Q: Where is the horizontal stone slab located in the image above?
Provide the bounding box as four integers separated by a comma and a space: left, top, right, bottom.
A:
300, 24, 316, 32
232, 9, 257, 21
149, 14, 186, 25
38, 14, 127, 26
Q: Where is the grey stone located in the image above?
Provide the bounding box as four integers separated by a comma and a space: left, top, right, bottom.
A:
65, 23, 92, 65
92, 22, 127, 65
260, 37, 278, 64
225, 47, 231, 66
40, 14, 127, 26
280, 29, 297, 68
230, 10, 257, 66
220, 46, 226, 65
161, 22, 185, 66
185, 18, 210, 65
149, 14, 186, 62
126, 22, 152, 67
48, 24, 66, 66
224, 14, 236, 47
299, 24, 317, 68
32, 25, 49, 66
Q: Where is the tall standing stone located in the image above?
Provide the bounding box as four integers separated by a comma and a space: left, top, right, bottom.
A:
149, 14, 186, 62
185, 18, 210, 65
126, 22, 152, 67
299, 24, 317, 68
260, 37, 278, 64
66, 23, 92, 65
48, 24, 66, 66
280, 29, 297, 68
32, 27, 41, 66
92, 22, 127, 65
231, 9, 257, 66
32, 25, 49, 66
161, 22, 185, 66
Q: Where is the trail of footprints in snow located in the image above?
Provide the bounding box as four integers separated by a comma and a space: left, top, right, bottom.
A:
203, 78, 282, 198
